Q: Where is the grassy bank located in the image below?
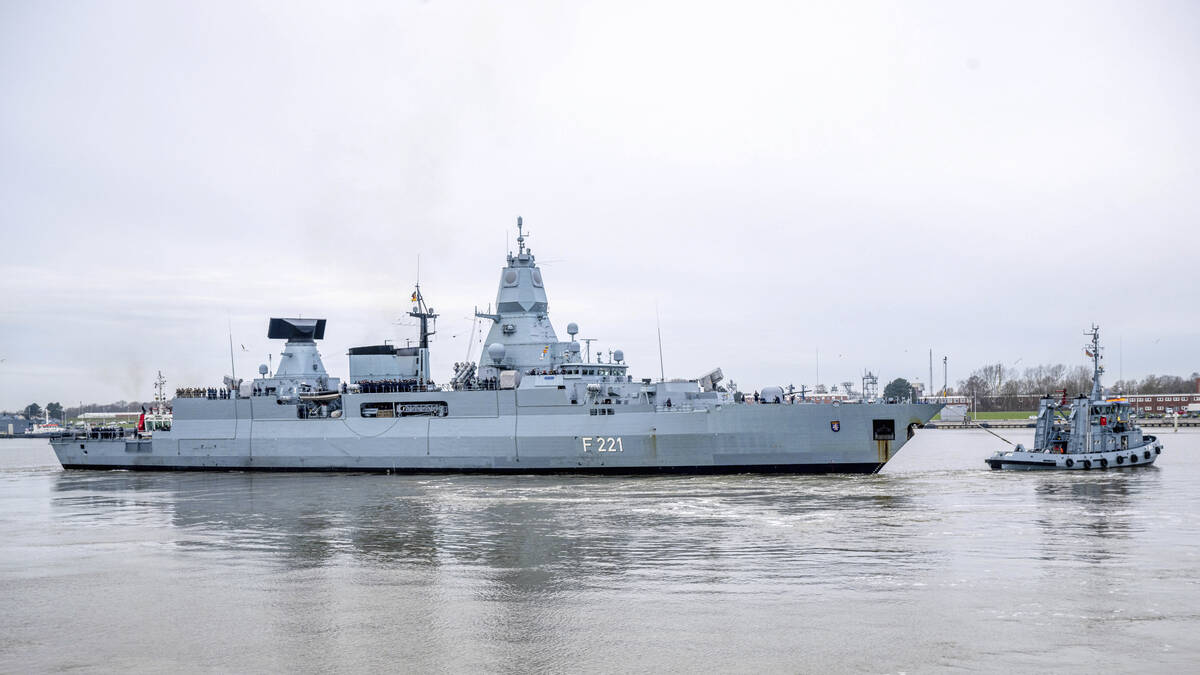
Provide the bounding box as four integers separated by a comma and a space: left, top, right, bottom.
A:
932, 411, 1035, 421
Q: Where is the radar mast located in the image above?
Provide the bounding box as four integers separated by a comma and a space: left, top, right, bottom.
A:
1086, 324, 1104, 400
153, 371, 168, 416
409, 283, 438, 349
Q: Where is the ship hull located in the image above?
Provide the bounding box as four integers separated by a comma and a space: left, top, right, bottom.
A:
50, 395, 940, 474
57, 462, 886, 474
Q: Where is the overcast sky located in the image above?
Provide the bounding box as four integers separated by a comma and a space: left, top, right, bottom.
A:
2, 0, 1198, 408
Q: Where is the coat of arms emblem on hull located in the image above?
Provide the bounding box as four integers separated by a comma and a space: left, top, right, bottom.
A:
830, 420, 840, 432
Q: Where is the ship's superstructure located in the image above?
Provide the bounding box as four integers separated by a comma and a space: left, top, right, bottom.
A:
51, 217, 942, 474
986, 326, 1163, 470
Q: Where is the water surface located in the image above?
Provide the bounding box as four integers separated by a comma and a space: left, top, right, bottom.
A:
2, 430, 1198, 672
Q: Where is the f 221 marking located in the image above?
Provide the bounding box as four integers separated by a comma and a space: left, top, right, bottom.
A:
581, 436, 624, 453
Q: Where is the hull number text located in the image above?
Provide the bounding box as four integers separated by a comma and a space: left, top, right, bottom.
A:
581, 436, 624, 453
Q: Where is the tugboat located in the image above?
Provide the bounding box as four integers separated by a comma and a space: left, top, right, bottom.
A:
986, 325, 1163, 470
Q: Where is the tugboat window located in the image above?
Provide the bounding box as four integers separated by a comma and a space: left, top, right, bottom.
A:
872, 419, 896, 441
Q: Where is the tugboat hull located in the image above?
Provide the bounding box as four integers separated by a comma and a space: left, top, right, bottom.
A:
986, 436, 1163, 470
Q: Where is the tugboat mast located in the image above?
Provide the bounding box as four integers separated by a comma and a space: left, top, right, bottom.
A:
1086, 324, 1103, 400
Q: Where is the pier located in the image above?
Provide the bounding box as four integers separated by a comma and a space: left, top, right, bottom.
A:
927, 418, 1199, 430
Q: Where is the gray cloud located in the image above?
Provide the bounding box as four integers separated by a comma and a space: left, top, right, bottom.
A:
2, 0, 1198, 407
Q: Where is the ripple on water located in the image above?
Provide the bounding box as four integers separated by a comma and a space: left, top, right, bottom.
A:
1, 432, 1200, 672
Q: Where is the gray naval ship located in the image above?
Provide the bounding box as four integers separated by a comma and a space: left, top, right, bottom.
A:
52, 218, 941, 474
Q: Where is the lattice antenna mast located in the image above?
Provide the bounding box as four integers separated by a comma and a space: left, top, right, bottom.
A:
409, 281, 438, 349
154, 371, 168, 415
1086, 324, 1104, 400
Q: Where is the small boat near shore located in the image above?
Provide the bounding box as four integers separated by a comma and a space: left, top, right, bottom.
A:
24, 422, 64, 438
986, 325, 1163, 471
24, 410, 64, 438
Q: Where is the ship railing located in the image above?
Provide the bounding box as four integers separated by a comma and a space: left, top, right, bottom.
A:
175, 387, 234, 400
352, 379, 428, 394
64, 427, 132, 440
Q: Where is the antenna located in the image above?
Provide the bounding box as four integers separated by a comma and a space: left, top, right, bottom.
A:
465, 313, 480, 362
154, 371, 167, 415
1086, 323, 1103, 399
1119, 336, 1123, 392
655, 302, 666, 382
409, 283, 438, 349
227, 318, 237, 382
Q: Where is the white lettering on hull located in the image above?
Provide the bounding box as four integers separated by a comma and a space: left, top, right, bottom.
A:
581, 436, 623, 453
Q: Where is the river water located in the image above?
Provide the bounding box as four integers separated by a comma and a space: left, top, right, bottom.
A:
2, 430, 1198, 673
